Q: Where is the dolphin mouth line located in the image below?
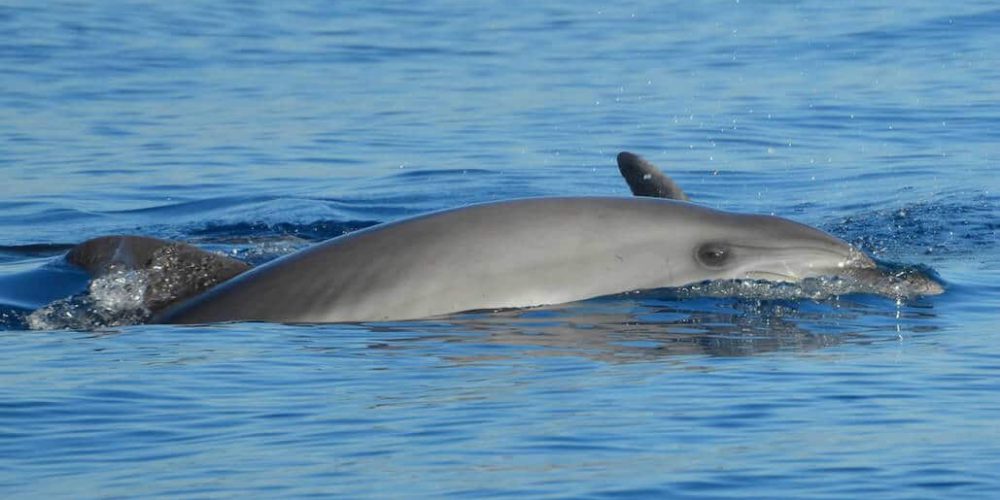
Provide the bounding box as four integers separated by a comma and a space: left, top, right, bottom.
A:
731, 241, 878, 284
757, 240, 875, 259
734, 243, 862, 260
744, 271, 799, 281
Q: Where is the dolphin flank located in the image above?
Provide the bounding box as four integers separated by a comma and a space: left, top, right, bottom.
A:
153, 196, 886, 324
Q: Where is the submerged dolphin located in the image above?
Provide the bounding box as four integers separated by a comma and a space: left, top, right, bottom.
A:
67, 235, 251, 312
20, 152, 942, 327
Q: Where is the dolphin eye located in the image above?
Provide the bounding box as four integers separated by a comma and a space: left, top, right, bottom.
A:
696, 243, 730, 268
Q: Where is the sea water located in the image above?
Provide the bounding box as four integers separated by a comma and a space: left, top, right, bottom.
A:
2, 1, 999, 497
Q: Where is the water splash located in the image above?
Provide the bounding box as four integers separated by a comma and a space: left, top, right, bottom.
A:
27, 267, 152, 330
27, 242, 249, 330
667, 263, 942, 301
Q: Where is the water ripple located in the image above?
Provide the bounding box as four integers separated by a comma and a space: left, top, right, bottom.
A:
2, 0, 999, 497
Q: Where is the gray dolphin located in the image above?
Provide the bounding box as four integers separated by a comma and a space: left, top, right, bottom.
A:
154, 195, 926, 324
31, 151, 941, 326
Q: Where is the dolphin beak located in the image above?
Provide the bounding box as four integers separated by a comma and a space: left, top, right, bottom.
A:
821, 246, 945, 297
840, 263, 945, 297
739, 244, 874, 282
747, 256, 944, 298
739, 242, 943, 298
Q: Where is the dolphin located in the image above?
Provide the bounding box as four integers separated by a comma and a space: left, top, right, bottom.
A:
153, 193, 937, 324
12, 152, 942, 327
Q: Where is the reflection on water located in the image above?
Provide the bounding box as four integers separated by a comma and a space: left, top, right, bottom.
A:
365, 292, 939, 361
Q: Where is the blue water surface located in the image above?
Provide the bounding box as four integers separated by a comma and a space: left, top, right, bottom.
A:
2, 0, 999, 497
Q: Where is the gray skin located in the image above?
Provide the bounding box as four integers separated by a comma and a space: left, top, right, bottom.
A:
616, 152, 690, 201
153, 196, 878, 324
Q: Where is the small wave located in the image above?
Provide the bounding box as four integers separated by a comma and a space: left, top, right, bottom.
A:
841, 8, 1000, 49
187, 219, 378, 243
0, 243, 75, 260
108, 195, 280, 216
827, 194, 999, 261
390, 168, 497, 180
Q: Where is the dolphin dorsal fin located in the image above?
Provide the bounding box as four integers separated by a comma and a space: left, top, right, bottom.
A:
67, 235, 179, 275
616, 151, 690, 201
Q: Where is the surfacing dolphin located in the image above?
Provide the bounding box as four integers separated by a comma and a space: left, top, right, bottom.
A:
145, 153, 939, 324
155, 195, 894, 324
29, 151, 941, 326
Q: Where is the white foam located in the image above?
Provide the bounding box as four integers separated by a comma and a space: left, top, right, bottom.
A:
27, 267, 153, 330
